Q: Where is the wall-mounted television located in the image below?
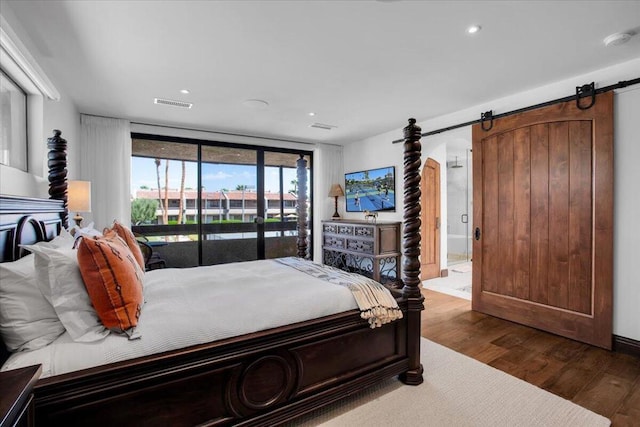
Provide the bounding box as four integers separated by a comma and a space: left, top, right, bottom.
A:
345, 166, 395, 212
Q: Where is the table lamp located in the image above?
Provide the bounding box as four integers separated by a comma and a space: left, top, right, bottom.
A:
68, 180, 92, 227
328, 183, 344, 218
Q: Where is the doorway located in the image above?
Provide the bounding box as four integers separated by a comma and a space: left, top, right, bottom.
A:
421, 132, 473, 300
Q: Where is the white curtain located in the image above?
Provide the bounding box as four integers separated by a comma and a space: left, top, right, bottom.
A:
312, 143, 344, 262
79, 115, 131, 230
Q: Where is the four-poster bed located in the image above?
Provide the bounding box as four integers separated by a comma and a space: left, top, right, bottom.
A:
0, 120, 424, 426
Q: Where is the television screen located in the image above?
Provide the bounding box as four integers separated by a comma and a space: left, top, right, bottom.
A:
345, 166, 395, 212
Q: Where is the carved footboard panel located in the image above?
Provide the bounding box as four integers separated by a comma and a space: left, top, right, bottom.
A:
34, 304, 408, 426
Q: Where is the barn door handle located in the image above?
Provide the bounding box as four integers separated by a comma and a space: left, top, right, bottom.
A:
474, 227, 481, 241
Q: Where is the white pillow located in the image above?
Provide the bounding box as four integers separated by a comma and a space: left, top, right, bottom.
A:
70, 222, 102, 239
0, 255, 66, 351
48, 227, 77, 249
21, 244, 109, 343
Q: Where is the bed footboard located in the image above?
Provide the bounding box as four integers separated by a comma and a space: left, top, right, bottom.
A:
34, 305, 408, 426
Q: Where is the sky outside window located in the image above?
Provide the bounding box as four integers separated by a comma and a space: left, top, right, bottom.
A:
130, 157, 299, 198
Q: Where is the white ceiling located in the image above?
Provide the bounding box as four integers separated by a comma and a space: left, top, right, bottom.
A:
4, 0, 640, 145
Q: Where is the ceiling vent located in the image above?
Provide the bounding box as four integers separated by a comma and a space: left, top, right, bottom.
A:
154, 98, 193, 109
309, 123, 337, 130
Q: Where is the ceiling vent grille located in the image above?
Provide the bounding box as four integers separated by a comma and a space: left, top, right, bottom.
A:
154, 98, 193, 109
309, 123, 337, 130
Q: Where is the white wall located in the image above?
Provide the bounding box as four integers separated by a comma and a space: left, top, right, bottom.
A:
613, 86, 640, 342
344, 57, 640, 341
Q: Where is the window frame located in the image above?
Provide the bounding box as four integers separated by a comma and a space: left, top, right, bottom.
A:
0, 14, 60, 182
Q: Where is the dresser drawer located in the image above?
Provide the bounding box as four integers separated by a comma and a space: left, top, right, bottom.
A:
354, 226, 374, 238
322, 223, 337, 234
323, 235, 345, 249
336, 224, 354, 235
347, 238, 374, 254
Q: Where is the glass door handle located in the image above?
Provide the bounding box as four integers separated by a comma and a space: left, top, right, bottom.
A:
461, 214, 468, 223
254, 216, 264, 224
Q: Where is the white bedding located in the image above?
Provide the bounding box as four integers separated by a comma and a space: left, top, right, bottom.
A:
2, 259, 358, 378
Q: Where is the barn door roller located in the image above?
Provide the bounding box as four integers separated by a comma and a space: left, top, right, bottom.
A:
576, 82, 596, 110
480, 110, 493, 131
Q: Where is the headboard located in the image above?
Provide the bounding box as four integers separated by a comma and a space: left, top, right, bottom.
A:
0, 195, 65, 364
0, 195, 65, 262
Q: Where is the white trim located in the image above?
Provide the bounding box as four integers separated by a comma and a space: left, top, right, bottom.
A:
0, 14, 60, 101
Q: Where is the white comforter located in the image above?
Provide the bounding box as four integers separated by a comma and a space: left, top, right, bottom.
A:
2, 259, 358, 378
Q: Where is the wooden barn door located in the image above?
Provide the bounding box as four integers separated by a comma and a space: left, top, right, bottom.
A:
472, 91, 613, 349
421, 158, 441, 280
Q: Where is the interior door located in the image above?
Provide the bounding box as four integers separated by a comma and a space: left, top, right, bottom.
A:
421, 158, 441, 280
472, 91, 613, 349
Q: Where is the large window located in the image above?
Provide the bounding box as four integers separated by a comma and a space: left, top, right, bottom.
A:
131, 135, 312, 267
0, 16, 60, 188
0, 69, 27, 171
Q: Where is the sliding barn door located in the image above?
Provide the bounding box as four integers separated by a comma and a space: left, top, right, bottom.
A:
472, 92, 613, 349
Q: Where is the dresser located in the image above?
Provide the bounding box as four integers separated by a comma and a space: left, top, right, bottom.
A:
322, 219, 401, 285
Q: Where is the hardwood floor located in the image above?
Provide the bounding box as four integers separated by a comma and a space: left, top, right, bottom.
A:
421, 289, 640, 426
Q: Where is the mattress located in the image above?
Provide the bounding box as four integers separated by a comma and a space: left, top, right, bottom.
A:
2, 259, 358, 378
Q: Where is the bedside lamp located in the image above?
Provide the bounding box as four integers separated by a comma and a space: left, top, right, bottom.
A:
68, 180, 92, 227
328, 183, 344, 219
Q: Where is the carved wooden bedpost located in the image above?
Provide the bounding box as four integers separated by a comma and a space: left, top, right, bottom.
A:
296, 154, 308, 258
47, 129, 68, 228
399, 118, 425, 385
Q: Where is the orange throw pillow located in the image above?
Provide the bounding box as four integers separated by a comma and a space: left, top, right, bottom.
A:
105, 221, 145, 271
77, 234, 144, 335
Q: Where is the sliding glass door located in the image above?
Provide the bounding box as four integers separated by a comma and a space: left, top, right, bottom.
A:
130, 134, 312, 267
263, 152, 311, 260
200, 145, 258, 264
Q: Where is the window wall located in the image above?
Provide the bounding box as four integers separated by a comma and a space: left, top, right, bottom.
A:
130, 134, 312, 267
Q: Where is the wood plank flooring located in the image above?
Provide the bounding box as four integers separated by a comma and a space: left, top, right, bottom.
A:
421, 289, 640, 426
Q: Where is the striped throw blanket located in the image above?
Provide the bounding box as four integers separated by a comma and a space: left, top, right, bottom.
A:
275, 257, 403, 328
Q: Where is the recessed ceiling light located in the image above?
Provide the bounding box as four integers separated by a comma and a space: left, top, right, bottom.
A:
308, 112, 316, 116
242, 99, 269, 110
603, 32, 632, 47
180, 89, 190, 94
467, 24, 481, 34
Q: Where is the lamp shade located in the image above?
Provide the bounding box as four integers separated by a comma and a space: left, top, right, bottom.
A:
68, 180, 92, 212
328, 184, 344, 197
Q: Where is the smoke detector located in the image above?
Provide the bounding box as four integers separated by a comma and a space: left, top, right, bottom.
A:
242, 99, 269, 110
154, 98, 193, 109
603, 32, 632, 47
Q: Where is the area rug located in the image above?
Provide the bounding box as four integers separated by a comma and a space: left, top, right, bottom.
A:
291, 338, 610, 426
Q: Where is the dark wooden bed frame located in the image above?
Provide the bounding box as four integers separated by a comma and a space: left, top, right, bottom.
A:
0, 120, 424, 426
